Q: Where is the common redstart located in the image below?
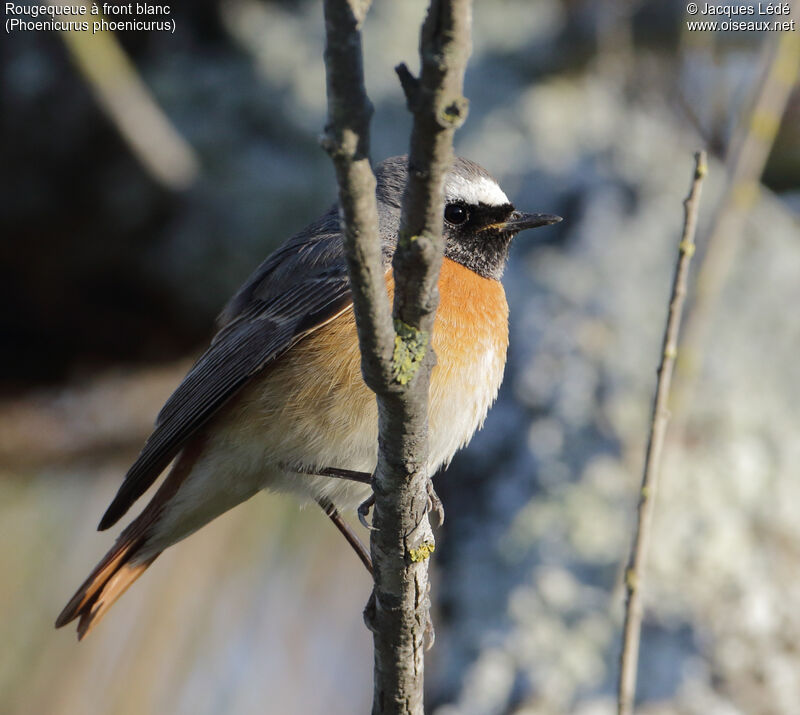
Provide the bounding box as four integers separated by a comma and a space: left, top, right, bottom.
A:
55, 155, 561, 639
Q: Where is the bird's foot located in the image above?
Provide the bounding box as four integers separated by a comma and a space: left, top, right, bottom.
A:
358, 494, 376, 530
426, 479, 445, 527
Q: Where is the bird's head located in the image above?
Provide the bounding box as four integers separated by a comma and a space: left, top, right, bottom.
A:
375, 155, 561, 280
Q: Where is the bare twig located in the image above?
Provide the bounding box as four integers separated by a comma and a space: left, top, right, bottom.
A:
322, 0, 472, 711
617, 151, 708, 715
392, 0, 471, 330
321, 0, 395, 392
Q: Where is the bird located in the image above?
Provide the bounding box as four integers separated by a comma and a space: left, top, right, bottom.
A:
55, 155, 561, 640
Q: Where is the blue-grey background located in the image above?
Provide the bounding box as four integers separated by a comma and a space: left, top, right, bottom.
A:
2, 1, 799, 713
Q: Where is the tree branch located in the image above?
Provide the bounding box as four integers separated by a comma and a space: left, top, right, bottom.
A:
371, 2, 472, 713
617, 150, 708, 715
322, 1, 472, 712
321, 0, 395, 392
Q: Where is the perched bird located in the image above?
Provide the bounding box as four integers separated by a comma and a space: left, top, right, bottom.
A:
55, 155, 560, 639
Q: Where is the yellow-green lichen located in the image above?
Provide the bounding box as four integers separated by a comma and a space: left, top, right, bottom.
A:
625, 567, 638, 591
392, 320, 428, 385
438, 97, 469, 127
409, 541, 436, 562
397, 231, 420, 250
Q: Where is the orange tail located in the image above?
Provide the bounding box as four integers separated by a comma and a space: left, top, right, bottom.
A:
56, 436, 210, 639
55, 527, 160, 640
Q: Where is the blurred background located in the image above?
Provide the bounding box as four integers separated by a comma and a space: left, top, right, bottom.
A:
2, 0, 800, 713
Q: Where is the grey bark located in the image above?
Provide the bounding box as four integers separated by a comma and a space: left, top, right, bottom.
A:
321, 0, 472, 713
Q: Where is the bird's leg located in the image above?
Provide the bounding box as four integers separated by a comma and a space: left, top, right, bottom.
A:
317, 466, 373, 483
284, 463, 377, 559
316, 497, 373, 575
284, 463, 372, 484
426, 479, 445, 527
286, 463, 441, 527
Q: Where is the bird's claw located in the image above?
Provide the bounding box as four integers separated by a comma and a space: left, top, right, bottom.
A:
426, 480, 445, 527
358, 494, 376, 530
356, 478, 439, 531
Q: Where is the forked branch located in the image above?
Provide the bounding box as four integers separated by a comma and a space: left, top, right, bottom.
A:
321, 1, 473, 713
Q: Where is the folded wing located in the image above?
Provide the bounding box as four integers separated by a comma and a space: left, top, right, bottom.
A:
99, 213, 357, 530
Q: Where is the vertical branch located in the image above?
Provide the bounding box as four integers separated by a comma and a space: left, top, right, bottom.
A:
321, 0, 396, 390
393, 0, 472, 328
322, 1, 472, 713
370, 2, 472, 713
617, 151, 708, 715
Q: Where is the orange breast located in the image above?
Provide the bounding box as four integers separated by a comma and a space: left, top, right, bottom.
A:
230, 258, 509, 477
425, 259, 509, 467
380, 257, 509, 387
283, 257, 509, 397
379, 259, 509, 468
426, 258, 509, 387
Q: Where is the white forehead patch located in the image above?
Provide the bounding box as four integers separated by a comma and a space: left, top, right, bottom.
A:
445, 174, 510, 207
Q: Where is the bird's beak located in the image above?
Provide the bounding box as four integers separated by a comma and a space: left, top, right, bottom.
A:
501, 211, 562, 233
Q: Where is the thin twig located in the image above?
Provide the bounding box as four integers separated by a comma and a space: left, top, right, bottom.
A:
321, 0, 395, 392
617, 150, 708, 715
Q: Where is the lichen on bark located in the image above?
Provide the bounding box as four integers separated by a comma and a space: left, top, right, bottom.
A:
392, 321, 429, 386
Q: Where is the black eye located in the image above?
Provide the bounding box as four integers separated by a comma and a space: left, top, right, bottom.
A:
444, 203, 469, 225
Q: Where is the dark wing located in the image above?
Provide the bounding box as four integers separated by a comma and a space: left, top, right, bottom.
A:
99, 210, 359, 530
